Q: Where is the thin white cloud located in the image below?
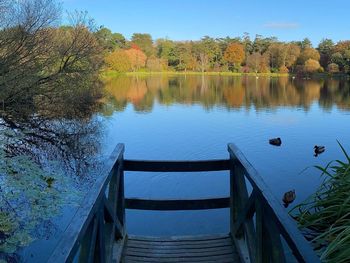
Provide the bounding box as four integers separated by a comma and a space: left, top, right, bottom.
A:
263, 22, 299, 29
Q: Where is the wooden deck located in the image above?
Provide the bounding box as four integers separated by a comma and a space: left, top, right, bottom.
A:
121, 234, 240, 263
48, 143, 321, 263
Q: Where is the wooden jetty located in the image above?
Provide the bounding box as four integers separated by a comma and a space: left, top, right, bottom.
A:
48, 143, 320, 263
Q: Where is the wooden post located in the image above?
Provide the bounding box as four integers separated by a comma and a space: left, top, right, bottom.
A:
229, 147, 257, 263
117, 157, 125, 227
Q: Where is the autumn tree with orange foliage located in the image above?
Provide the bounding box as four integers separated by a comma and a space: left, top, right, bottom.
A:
125, 47, 147, 71
304, 59, 321, 73
224, 43, 245, 71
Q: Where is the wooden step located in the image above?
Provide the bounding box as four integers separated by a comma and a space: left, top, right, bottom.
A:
121, 234, 240, 263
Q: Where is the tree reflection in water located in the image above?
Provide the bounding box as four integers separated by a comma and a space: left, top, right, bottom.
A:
103, 75, 350, 113
0, 84, 104, 261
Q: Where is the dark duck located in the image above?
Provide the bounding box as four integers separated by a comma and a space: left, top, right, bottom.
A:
282, 190, 296, 208
269, 137, 282, 146
314, 145, 325, 157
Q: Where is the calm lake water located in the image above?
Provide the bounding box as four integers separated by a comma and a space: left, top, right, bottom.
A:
101, 75, 350, 236
3, 74, 350, 261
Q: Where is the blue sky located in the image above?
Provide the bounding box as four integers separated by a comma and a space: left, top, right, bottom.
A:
62, 0, 349, 45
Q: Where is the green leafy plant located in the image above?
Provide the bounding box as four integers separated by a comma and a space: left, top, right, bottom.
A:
292, 141, 350, 263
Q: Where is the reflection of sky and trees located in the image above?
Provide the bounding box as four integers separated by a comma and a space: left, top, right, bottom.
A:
104, 75, 350, 113
0, 82, 104, 262
2, 74, 350, 261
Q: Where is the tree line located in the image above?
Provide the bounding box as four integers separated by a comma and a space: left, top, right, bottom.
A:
97, 29, 350, 75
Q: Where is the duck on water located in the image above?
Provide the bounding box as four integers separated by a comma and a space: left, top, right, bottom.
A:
314, 145, 325, 157
269, 137, 282, 146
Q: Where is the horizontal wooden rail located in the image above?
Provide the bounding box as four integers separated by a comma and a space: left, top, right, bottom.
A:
123, 159, 230, 172
125, 197, 230, 210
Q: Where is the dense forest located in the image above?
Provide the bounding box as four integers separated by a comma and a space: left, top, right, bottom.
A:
97, 28, 350, 75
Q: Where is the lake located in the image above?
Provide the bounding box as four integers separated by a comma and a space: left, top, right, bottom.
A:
2, 74, 350, 261
101, 75, 350, 237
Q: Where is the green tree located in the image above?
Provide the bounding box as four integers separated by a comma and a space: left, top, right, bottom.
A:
318, 39, 334, 69
156, 39, 176, 66
131, 33, 155, 57
332, 41, 350, 73
95, 27, 126, 51
300, 38, 313, 49
253, 35, 277, 54
200, 36, 222, 69
112, 32, 127, 49
173, 42, 194, 71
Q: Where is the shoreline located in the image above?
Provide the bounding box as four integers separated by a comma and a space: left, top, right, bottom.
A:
101, 70, 349, 79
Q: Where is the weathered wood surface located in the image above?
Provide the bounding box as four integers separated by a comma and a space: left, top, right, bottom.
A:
125, 197, 230, 210
123, 159, 230, 172
121, 234, 240, 263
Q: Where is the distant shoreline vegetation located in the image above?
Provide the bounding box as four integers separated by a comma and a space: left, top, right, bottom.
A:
101, 70, 289, 78
95, 29, 350, 76
101, 69, 350, 79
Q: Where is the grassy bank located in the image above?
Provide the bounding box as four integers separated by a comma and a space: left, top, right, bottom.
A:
100, 70, 290, 78
292, 142, 350, 263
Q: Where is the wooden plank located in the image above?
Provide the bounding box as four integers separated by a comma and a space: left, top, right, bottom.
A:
125, 197, 230, 210
125, 246, 234, 254
47, 144, 125, 263
123, 254, 237, 263
228, 143, 320, 263
126, 241, 232, 250
123, 159, 230, 172
125, 248, 234, 258
128, 234, 230, 242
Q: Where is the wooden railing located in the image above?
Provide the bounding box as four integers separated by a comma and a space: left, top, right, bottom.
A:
124, 159, 231, 211
48, 144, 125, 263
48, 143, 320, 263
227, 143, 320, 263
